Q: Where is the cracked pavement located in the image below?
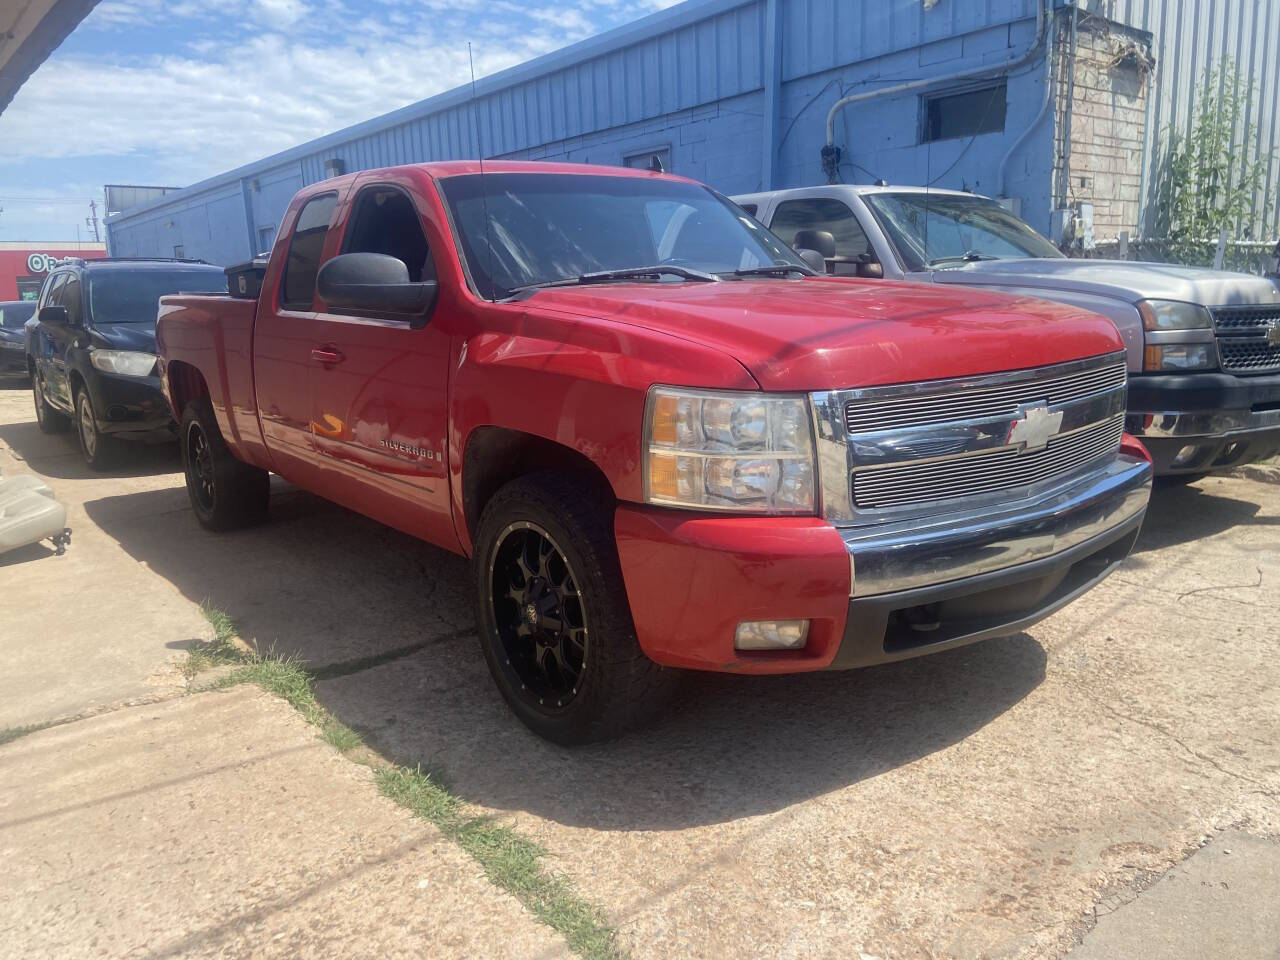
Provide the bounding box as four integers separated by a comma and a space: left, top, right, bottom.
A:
1, 382, 1278, 959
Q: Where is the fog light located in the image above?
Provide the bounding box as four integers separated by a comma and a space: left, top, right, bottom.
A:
734, 619, 810, 651
1172, 444, 1201, 467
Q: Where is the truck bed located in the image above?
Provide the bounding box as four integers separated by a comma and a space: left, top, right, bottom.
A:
156, 293, 269, 468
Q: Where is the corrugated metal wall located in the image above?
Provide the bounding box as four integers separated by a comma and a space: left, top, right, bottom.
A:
1085, 0, 1280, 236
111, 0, 1273, 262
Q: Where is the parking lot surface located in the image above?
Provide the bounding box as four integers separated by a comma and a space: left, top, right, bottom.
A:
1, 381, 1277, 958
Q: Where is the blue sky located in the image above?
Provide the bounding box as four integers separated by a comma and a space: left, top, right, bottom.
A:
0, 0, 677, 241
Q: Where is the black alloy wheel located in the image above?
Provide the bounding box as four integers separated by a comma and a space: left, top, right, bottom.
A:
186, 419, 216, 513
489, 521, 588, 710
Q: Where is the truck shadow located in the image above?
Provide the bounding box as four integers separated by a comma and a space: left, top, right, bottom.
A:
1135, 479, 1280, 553
84, 484, 1046, 830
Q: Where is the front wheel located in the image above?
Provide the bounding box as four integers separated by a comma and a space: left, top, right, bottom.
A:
473, 472, 680, 744
75, 387, 120, 470
181, 396, 269, 531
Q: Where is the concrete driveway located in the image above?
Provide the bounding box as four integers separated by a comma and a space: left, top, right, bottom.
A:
1, 379, 1277, 959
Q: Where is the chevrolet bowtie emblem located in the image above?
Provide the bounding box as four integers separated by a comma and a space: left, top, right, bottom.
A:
1267, 323, 1280, 348
1007, 403, 1064, 452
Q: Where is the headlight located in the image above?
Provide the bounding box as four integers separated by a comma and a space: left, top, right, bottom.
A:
89, 349, 157, 377
644, 386, 816, 514
1143, 343, 1217, 371
1138, 300, 1211, 331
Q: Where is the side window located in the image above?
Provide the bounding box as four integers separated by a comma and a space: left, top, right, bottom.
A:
769, 198, 872, 276
61, 277, 84, 326
40, 273, 66, 309
736, 202, 758, 217
341, 186, 433, 284
281, 193, 338, 309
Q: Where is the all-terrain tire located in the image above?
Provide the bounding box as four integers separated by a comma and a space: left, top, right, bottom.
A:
181, 395, 270, 531
473, 472, 681, 744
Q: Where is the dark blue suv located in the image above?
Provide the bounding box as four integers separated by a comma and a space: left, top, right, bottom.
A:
26, 258, 227, 469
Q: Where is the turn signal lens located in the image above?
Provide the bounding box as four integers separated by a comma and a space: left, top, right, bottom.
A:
1143, 343, 1216, 371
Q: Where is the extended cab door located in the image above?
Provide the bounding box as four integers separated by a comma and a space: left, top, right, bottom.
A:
306, 176, 454, 547
252, 191, 340, 483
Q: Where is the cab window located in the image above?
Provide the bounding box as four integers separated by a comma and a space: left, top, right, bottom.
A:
769, 198, 872, 276
341, 185, 434, 284
281, 193, 338, 309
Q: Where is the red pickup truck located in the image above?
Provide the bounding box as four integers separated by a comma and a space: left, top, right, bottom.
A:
157, 161, 1152, 743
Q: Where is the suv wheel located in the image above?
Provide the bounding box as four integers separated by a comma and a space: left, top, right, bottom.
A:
74, 387, 119, 470
473, 472, 680, 744
181, 396, 269, 530
31, 367, 69, 433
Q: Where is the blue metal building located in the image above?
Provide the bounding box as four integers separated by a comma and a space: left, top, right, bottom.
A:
106, 0, 1280, 265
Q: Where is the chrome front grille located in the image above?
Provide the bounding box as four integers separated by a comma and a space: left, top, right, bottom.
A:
810, 352, 1128, 525
844, 361, 1126, 433
853, 416, 1124, 509
1212, 306, 1280, 375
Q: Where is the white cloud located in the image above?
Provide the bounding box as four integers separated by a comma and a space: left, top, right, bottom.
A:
0, 1, 611, 187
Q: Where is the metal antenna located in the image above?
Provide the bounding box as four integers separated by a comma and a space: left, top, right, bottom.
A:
468, 43, 496, 301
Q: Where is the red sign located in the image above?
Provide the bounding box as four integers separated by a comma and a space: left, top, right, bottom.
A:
0, 246, 107, 301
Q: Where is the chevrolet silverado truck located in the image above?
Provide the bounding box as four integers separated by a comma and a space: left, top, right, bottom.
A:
734, 184, 1280, 478
157, 162, 1152, 742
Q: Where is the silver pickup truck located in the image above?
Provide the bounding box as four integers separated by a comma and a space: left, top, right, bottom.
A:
733, 185, 1280, 477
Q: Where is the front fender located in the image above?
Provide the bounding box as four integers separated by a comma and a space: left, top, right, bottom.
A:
448, 303, 757, 553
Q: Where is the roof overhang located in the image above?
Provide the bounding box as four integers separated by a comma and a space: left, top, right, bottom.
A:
0, 0, 99, 116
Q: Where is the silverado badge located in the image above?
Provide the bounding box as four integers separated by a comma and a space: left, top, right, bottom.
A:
1007, 403, 1064, 453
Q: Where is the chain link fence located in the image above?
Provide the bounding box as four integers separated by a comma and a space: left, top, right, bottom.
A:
1076, 237, 1280, 276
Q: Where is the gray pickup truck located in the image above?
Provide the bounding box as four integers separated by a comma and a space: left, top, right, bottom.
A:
734, 184, 1280, 477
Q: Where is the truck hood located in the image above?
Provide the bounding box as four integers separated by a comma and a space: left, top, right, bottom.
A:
932, 257, 1280, 308
88, 321, 158, 353
523, 277, 1123, 391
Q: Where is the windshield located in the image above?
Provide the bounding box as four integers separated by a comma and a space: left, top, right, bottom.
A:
0, 301, 36, 329
440, 173, 808, 300
87, 269, 228, 324
863, 192, 1063, 271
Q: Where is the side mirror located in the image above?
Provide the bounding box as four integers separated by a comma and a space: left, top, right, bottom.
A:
855, 254, 884, 279
317, 252, 437, 328
796, 248, 828, 274
39, 305, 70, 328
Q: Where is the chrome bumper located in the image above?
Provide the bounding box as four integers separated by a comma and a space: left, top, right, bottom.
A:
841, 455, 1152, 598
1126, 408, 1280, 438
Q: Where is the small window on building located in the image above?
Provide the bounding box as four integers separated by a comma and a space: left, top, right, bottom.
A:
768, 198, 871, 275
623, 148, 671, 173
921, 82, 1007, 143
281, 194, 337, 309
174, 245, 185, 259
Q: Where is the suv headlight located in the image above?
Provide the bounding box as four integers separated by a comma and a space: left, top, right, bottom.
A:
89, 349, 157, 377
644, 386, 816, 514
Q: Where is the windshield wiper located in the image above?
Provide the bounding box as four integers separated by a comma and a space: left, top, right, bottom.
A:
510, 265, 721, 294
928, 250, 1002, 266
726, 264, 814, 278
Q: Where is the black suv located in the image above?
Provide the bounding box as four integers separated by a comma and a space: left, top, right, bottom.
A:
26, 258, 228, 469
